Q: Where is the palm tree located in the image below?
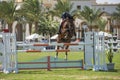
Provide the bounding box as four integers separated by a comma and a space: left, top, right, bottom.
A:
53, 0, 73, 17
81, 6, 103, 31
71, 7, 82, 19
72, 6, 103, 31
0, 1, 17, 32
20, 0, 44, 33
38, 13, 59, 37
97, 18, 107, 31
112, 4, 120, 39
112, 4, 120, 22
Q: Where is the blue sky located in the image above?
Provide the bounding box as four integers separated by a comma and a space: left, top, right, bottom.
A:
96, 0, 120, 4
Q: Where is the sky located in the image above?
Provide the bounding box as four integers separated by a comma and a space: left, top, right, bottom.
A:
96, 0, 120, 4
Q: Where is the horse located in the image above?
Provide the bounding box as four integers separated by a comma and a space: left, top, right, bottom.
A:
55, 18, 76, 60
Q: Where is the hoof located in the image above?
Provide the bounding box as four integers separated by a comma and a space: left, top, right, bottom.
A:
54, 56, 58, 60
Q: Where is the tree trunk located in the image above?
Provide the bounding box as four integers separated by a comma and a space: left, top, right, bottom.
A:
35, 22, 38, 33
29, 23, 32, 35
16, 23, 23, 41
8, 23, 13, 33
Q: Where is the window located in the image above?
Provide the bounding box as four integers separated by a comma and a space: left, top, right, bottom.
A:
77, 5, 81, 9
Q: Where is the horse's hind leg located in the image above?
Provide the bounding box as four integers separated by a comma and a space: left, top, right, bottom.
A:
65, 51, 68, 60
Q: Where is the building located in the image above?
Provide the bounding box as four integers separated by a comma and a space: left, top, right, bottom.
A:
68, 0, 119, 39
39, 0, 120, 39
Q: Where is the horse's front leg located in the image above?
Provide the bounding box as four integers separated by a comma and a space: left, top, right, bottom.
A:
65, 45, 69, 60
55, 46, 60, 59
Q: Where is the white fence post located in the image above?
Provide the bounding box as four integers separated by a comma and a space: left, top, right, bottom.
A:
84, 32, 107, 71
0, 40, 4, 71
0, 32, 17, 74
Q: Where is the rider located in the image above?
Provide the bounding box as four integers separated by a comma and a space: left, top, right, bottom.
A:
57, 12, 73, 34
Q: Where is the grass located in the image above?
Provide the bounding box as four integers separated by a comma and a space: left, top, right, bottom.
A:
0, 51, 120, 80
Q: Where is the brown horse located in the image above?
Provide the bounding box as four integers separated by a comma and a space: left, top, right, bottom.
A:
55, 18, 76, 60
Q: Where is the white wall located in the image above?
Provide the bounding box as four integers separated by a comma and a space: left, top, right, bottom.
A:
93, 5, 117, 14
71, 0, 92, 12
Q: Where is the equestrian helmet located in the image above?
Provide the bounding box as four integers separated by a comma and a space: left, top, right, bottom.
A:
61, 12, 72, 19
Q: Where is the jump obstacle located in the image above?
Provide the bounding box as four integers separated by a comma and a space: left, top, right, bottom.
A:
18, 56, 84, 71
0, 32, 108, 74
